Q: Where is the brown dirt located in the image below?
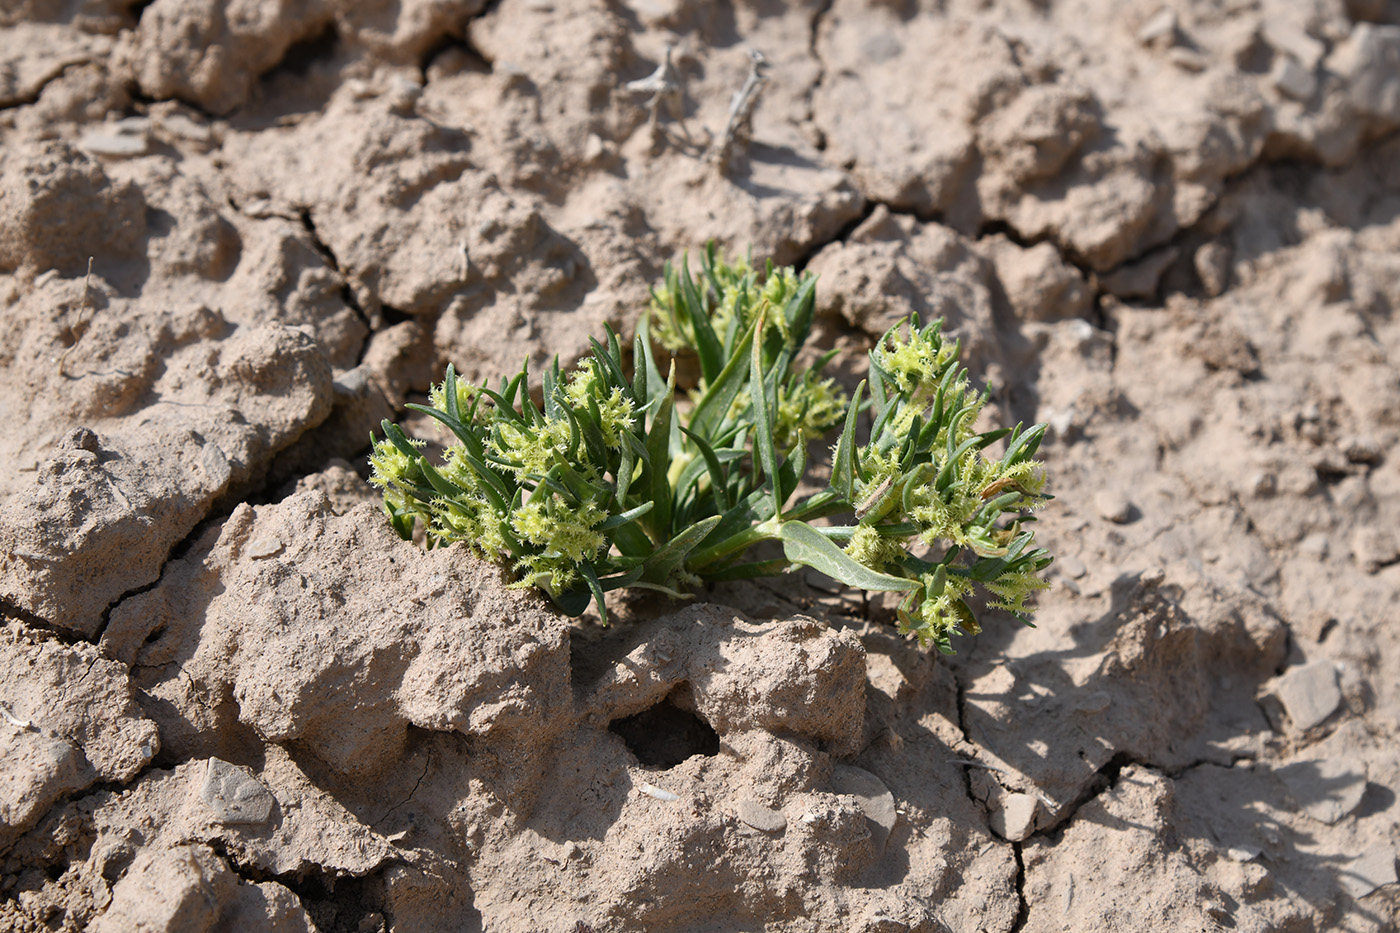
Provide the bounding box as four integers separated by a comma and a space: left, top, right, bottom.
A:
2, 1, 1399, 930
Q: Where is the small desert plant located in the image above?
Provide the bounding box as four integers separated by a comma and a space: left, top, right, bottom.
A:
369, 245, 1052, 652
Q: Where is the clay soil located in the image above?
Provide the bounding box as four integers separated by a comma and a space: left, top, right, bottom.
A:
3, 1, 1400, 931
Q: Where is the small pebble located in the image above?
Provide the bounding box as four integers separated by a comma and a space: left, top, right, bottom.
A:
158, 113, 212, 144
1350, 527, 1400, 574
80, 131, 148, 157
1137, 8, 1177, 45
1194, 242, 1231, 296
1299, 534, 1329, 559
1272, 56, 1317, 100
735, 799, 786, 833
583, 133, 609, 163
200, 758, 275, 825
1226, 845, 1262, 862
1094, 490, 1133, 524
1168, 48, 1208, 72
1273, 660, 1341, 731
345, 78, 375, 99
1343, 436, 1382, 465
639, 782, 678, 802
830, 765, 897, 853
246, 537, 284, 560
990, 792, 1040, 842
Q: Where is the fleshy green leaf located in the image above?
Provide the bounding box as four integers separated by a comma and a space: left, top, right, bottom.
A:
643, 362, 676, 540
598, 501, 654, 531
679, 426, 732, 513
688, 314, 761, 441
779, 522, 918, 592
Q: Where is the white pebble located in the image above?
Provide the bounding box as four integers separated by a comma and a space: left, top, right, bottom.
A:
246, 538, 284, 560
639, 782, 678, 802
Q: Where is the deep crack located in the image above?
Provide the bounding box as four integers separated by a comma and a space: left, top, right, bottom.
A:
1011, 841, 1029, 931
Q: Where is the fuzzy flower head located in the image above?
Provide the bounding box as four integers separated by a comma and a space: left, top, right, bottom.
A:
368, 435, 423, 491
428, 377, 476, 422
873, 319, 960, 398
509, 494, 608, 592
564, 370, 636, 446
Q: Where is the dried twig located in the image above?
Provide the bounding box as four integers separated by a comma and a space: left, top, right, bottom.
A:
709, 48, 769, 173
626, 45, 689, 146
58, 257, 95, 379
0, 702, 33, 731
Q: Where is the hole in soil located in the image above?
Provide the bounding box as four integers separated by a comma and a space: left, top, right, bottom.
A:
280, 871, 378, 933
250, 23, 344, 120
273, 24, 341, 79
609, 689, 719, 769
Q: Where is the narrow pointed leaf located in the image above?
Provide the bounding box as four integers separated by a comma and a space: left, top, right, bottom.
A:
461, 452, 509, 514
579, 562, 609, 626
680, 426, 732, 513
829, 379, 865, 501
402, 405, 482, 459
443, 364, 461, 423
750, 308, 782, 519
640, 515, 723, 585
382, 421, 422, 460
681, 255, 724, 383
688, 313, 761, 440
419, 460, 465, 498
631, 334, 648, 412
644, 362, 676, 539
598, 501, 654, 531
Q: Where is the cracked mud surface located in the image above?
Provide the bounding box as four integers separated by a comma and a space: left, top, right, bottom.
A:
2, 1, 1400, 930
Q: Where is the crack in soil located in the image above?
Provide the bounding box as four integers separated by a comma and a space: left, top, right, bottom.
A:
1010, 840, 1029, 932
950, 666, 981, 808
294, 208, 382, 336
0, 59, 98, 113
204, 835, 395, 933
803, 0, 837, 136
373, 747, 432, 829
0, 599, 72, 644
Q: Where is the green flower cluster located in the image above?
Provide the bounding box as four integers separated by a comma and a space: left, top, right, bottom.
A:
649, 244, 848, 453
830, 317, 1052, 652
369, 245, 1053, 652
369, 343, 647, 602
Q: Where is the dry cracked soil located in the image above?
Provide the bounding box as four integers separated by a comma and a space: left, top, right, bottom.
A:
2, 0, 1400, 931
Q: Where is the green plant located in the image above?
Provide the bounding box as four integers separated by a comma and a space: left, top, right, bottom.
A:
369, 245, 1052, 653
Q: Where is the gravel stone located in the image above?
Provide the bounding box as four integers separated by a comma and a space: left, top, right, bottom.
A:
736, 799, 786, 833
1274, 661, 1342, 731
199, 758, 276, 825
990, 792, 1040, 842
